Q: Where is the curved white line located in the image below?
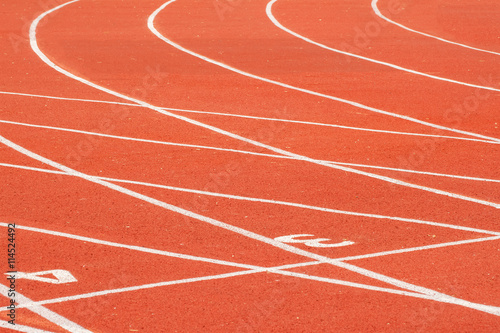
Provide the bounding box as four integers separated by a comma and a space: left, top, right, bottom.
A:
21, 0, 500, 316
372, 0, 500, 56
147, 1, 500, 208
148, 1, 500, 145
267, 0, 500, 92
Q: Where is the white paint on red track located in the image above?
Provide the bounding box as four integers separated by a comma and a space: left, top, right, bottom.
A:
372, 0, 500, 56
267, 0, 500, 92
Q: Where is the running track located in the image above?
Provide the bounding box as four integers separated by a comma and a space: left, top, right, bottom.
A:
0, 0, 499, 331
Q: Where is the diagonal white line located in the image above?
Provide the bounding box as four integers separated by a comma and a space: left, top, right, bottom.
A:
372, 0, 500, 56
0, 90, 497, 145
2, 119, 500, 184
1, 163, 499, 236
267, 0, 500, 91
0, 284, 91, 333
20, 0, 500, 317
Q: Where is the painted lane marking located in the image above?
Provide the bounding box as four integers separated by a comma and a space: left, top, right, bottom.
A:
1, 90, 497, 145
267, 0, 500, 91
23, 0, 500, 315
275, 234, 355, 248
5, 270, 77, 284
1, 163, 499, 236
0, 284, 92, 333
1, 134, 500, 317
2, 119, 500, 184
372, 0, 500, 57
27, 2, 500, 209
2, 224, 500, 314
148, 1, 500, 145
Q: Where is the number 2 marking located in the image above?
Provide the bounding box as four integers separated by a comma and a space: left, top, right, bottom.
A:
274, 234, 354, 248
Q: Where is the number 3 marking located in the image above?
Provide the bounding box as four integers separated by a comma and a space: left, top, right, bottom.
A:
274, 234, 354, 248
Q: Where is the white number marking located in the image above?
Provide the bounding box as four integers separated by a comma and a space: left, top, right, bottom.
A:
274, 234, 355, 248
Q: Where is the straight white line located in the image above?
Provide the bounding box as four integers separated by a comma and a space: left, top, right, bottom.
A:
149, 0, 500, 145
0, 284, 92, 333
5, 263, 430, 311
1, 163, 499, 236
0, 222, 260, 270
267, 0, 500, 91
2, 135, 500, 316
336, 235, 500, 261
0, 321, 55, 333
2, 119, 499, 183
372, 0, 500, 57
24, 0, 500, 316
3, 90, 494, 144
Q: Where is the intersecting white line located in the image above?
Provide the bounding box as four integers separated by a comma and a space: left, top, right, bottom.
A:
3, 90, 496, 145
14, 0, 500, 318
372, 0, 500, 56
0, 284, 91, 333
267, 0, 500, 92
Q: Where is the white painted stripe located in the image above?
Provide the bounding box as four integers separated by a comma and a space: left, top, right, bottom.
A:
0, 284, 92, 333
0, 222, 259, 270
372, 0, 500, 57
267, 0, 500, 91
1, 163, 499, 236
0, 321, 55, 333
336, 236, 500, 261
24, 0, 500, 316
2, 135, 500, 316
1, 90, 497, 145
3, 119, 499, 184
27, 4, 500, 209
148, 1, 500, 145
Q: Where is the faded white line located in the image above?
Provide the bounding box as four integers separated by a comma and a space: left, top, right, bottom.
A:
267, 0, 500, 91
372, 0, 500, 56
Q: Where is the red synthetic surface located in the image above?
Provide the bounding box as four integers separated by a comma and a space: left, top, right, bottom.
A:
0, 0, 499, 332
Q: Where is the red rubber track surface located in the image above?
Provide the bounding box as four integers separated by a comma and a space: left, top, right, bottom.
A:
0, 0, 499, 332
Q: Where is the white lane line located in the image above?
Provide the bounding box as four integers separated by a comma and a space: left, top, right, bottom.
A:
28, 2, 500, 209
372, 0, 500, 57
3, 135, 500, 316
3, 90, 495, 145
2, 223, 499, 313
25, 0, 500, 315
6, 262, 430, 311
0, 222, 260, 270
267, 0, 500, 91
2, 119, 499, 183
148, 1, 500, 145
2, 163, 499, 236
0, 284, 92, 333
336, 236, 500, 261
0, 321, 55, 333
